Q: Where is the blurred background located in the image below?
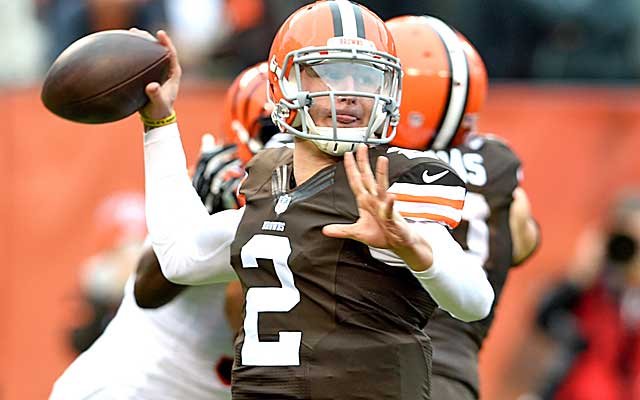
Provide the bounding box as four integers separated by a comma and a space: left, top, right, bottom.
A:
1, 0, 639, 399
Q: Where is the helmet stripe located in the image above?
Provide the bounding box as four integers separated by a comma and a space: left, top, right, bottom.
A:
230, 83, 242, 124
336, 0, 358, 37
351, 3, 366, 38
241, 72, 268, 130
328, 2, 344, 37
423, 16, 470, 150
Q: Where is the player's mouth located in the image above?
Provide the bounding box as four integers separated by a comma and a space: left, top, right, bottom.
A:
336, 114, 358, 124
334, 109, 362, 126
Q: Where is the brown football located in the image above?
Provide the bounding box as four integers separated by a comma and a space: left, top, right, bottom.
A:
41, 30, 170, 124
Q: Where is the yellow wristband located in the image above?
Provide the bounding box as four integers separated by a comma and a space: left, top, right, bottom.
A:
140, 111, 177, 128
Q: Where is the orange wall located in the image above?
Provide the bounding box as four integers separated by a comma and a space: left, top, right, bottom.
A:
1, 83, 639, 399
478, 85, 640, 398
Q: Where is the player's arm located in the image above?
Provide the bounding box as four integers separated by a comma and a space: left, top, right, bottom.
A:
135, 137, 246, 306
134, 243, 186, 309
144, 125, 243, 285
410, 224, 494, 322
488, 140, 539, 266
324, 146, 494, 322
510, 186, 540, 265
224, 280, 245, 333
139, 30, 241, 285
389, 158, 494, 322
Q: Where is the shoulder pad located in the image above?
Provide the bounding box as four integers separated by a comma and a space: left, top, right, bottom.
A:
473, 132, 512, 149
241, 148, 293, 198
245, 147, 293, 171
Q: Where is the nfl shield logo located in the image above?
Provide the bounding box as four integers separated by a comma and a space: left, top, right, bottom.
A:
274, 194, 291, 215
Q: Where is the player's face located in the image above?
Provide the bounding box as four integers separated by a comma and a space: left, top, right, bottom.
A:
299, 62, 386, 128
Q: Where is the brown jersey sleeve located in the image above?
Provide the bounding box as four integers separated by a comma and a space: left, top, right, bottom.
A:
382, 147, 467, 229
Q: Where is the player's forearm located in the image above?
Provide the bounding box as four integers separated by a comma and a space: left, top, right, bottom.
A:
412, 223, 495, 322
143, 124, 240, 284
134, 244, 187, 308
151, 218, 238, 285
510, 187, 540, 265
144, 124, 209, 229
512, 217, 540, 265
391, 230, 434, 272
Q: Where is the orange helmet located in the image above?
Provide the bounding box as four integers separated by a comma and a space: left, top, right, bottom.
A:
386, 15, 488, 150
222, 62, 278, 163
267, 0, 402, 156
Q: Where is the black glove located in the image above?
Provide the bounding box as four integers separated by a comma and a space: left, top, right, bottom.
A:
192, 138, 245, 214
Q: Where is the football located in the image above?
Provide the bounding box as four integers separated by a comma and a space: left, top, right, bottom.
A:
41, 30, 170, 124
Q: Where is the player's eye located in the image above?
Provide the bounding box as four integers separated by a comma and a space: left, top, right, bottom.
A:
317, 65, 347, 83
355, 73, 380, 90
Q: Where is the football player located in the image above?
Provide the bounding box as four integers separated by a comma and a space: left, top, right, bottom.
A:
49, 62, 278, 400
139, 1, 494, 399
194, 61, 282, 213
49, 139, 236, 400
386, 15, 541, 400
220, 61, 292, 165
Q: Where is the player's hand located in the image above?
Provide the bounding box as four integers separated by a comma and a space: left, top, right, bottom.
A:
134, 29, 182, 120
323, 145, 415, 251
192, 134, 245, 214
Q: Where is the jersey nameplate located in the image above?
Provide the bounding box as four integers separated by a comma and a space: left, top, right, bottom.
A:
262, 221, 286, 232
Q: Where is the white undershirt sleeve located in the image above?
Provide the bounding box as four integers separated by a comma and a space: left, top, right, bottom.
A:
143, 124, 242, 285
411, 222, 494, 322
370, 222, 494, 322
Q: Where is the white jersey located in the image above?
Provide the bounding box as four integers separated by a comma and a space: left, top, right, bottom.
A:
50, 275, 233, 400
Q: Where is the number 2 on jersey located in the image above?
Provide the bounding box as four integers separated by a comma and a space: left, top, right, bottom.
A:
240, 234, 301, 366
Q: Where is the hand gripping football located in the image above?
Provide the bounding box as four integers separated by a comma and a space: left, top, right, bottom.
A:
41, 30, 170, 124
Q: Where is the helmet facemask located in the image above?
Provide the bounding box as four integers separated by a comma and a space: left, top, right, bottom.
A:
271, 45, 402, 156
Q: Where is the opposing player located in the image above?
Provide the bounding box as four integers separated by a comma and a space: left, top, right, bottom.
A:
49, 138, 236, 400
48, 62, 278, 400
386, 16, 540, 399
140, 2, 494, 399
220, 61, 291, 164
194, 61, 281, 214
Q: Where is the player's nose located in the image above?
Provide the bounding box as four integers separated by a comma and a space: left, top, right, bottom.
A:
336, 94, 357, 104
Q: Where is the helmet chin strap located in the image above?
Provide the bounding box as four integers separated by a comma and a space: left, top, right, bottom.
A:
304, 111, 361, 156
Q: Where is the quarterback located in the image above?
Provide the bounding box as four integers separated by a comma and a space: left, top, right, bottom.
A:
140, 2, 494, 399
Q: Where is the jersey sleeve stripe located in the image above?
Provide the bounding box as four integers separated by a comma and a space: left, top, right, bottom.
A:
399, 212, 460, 228
368, 247, 406, 268
395, 201, 463, 222
388, 182, 466, 201
392, 193, 464, 209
